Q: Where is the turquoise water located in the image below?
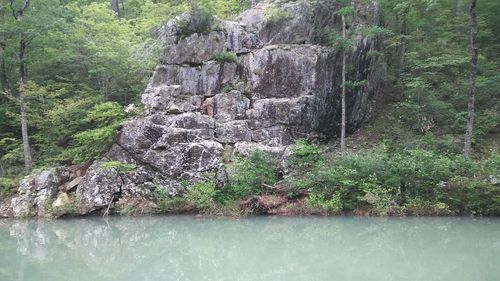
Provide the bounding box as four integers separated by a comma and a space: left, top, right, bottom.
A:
0, 216, 499, 281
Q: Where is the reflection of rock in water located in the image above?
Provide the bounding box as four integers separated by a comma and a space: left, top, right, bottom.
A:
1, 217, 500, 280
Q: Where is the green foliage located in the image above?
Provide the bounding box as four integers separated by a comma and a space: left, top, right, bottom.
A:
147, 178, 221, 214
65, 102, 125, 163
189, 0, 251, 20
185, 181, 218, 211
356, 26, 393, 38
101, 161, 135, 173
177, 6, 215, 38
378, 0, 500, 157
336, 6, 355, 17
212, 51, 237, 63
0, 177, 17, 201
0, 0, 192, 171
343, 80, 367, 89
156, 196, 188, 213
264, 5, 290, 23
226, 151, 278, 199
293, 147, 499, 215
306, 193, 343, 214
47, 199, 79, 218
318, 30, 342, 46
291, 139, 322, 168
0, 138, 23, 165
317, 29, 353, 51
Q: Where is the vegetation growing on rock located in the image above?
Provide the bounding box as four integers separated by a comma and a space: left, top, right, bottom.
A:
0, 0, 498, 218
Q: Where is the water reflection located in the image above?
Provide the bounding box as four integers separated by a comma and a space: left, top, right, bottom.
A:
0, 216, 499, 281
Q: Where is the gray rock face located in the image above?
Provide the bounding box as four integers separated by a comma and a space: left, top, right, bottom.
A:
73, 0, 383, 214
10, 167, 70, 217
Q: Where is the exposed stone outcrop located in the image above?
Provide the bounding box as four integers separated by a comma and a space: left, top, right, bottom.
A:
10, 167, 70, 217
6, 0, 383, 216
73, 0, 382, 215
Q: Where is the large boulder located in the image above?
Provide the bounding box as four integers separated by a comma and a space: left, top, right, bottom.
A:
72, 0, 383, 215
10, 167, 70, 217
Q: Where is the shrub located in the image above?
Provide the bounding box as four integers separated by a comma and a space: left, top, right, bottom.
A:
265, 5, 290, 23
185, 181, 218, 211
48, 200, 79, 218
0, 177, 17, 201
292, 147, 499, 215
403, 198, 453, 216
290, 139, 322, 168
177, 7, 215, 38
317, 30, 341, 46
442, 176, 500, 216
226, 150, 278, 199
212, 51, 237, 63
306, 193, 342, 214
156, 197, 188, 213
101, 161, 135, 173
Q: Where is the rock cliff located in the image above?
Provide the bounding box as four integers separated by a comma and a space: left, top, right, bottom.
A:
3, 0, 383, 217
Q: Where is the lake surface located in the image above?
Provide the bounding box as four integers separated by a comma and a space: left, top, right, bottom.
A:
0, 216, 499, 281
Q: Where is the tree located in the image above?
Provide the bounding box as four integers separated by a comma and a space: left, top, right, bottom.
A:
111, 0, 120, 18
0, 4, 8, 92
463, 0, 478, 159
9, 0, 32, 171
340, 12, 347, 152
335, 5, 355, 153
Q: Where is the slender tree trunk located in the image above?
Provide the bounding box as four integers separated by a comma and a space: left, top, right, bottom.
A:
340, 14, 347, 152
19, 28, 32, 172
0, 7, 8, 92
120, 0, 126, 18
10, 0, 32, 171
397, 19, 407, 79
464, 0, 478, 159
112, 0, 120, 18
0, 45, 7, 92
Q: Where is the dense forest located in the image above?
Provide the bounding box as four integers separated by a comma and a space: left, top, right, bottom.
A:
0, 0, 498, 216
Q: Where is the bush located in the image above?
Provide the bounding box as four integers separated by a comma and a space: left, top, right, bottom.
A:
0, 177, 17, 201
156, 197, 188, 213
317, 29, 341, 46
290, 139, 322, 168
306, 193, 342, 214
442, 176, 500, 216
101, 161, 135, 173
185, 181, 218, 211
291, 147, 499, 215
264, 5, 290, 23
212, 51, 237, 63
226, 150, 278, 199
177, 7, 215, 38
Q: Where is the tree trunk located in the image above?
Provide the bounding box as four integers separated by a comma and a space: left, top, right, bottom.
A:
397, 19, 407, 79
10, 0, 32, 171
464, 0, 478, 159
0, 45, 7, 93
340, 14, 347, 152
120, 0, 126, 18
0, 7, 8, 92
112, 0, 120, 18
19, 28, 32, 172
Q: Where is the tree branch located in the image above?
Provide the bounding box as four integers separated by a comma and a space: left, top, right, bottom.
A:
8, 0, 30, 20
8, 0, 17, 19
